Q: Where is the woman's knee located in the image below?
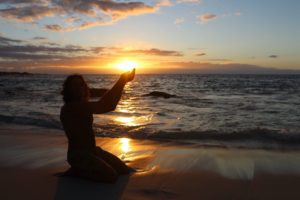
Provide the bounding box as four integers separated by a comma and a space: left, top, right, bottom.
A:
94, 147, 129, 175
105, 169, 118, 183
93, 167, 118, 183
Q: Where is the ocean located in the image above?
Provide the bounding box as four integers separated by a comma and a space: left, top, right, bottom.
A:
1, 74, 300, 149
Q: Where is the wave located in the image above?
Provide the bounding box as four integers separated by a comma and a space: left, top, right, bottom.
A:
0, 114, 62, 130
142, 91, 177, 98
1, 113, 299, 150
2, 112, 299, 149
94, 125, 300, 150
138, 129, 300, 143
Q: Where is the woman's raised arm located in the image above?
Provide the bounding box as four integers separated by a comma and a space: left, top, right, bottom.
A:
88, 69, 135, 114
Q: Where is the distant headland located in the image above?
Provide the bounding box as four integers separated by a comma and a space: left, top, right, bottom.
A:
0, 72, 33, 76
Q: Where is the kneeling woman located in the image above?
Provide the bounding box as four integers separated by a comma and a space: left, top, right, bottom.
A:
60, 69, 135, 183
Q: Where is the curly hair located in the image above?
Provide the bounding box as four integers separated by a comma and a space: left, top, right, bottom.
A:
61, 74, 90, 103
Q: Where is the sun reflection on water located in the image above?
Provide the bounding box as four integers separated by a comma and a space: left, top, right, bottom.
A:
113, 89, 153, 127
120, 138, 130, 153
114, 115, 152, 127
115, 116, 137, 126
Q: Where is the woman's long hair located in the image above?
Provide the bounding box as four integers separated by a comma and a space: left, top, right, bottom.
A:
61, 74, 89, 103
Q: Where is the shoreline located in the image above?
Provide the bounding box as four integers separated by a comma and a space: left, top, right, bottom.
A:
1, 125, 300, 199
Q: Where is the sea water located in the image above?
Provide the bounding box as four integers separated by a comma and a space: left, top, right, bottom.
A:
1, 74, 300, 149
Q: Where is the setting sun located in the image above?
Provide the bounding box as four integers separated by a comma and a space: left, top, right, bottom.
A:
115, 60, 137, 72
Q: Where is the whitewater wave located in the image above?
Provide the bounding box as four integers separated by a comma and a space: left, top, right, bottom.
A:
0, 114, 62, 130
93, 124, 300, 150
1, 114, 299, 150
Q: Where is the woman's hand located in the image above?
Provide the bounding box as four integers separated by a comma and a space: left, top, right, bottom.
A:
92, 68, 135, 114
120, 68, 135, 83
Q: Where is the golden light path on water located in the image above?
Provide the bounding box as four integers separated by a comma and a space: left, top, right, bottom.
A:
114, 115, 152, 127
113, 84, 153, 127
110, 81, 153, 160
115, 87, 138, 159
119, 137, 132, 160
120, 138, 130, 153
115, 117, 136, 126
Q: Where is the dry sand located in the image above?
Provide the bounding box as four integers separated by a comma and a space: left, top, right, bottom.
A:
1, 125, 300, 200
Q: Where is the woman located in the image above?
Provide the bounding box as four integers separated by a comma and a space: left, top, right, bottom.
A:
60, 69, 135, 183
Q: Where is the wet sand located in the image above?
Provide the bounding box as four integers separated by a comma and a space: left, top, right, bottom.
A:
1, 125, 300, 200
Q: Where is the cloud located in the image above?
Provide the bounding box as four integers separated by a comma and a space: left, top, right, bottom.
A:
0, 35, 23, 45
206, 58, 231, 62
0, 34, 184, 73
0, 41, 103, 72
125, 48, 183, 56
197, 13, 217, 23
0, 56, 108, 74
91, 47, 106, 54
0, 52, 68, 60
174, 18, 184, 25
45, 24, 67, 32
157, 0, 172, 7
0, 0, 168, 31
32, 36, 47, 40
269, 55, 279, 58
195, 53, 206, 56
177, 0, 201, 3
0, 5, 61, 22
45, 42, 59, 46
0, 46, 87, 60
0, 0, 48, 4
72, 1, 156, 15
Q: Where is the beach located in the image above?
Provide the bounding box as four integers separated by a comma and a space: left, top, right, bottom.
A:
1, 125, 300, 200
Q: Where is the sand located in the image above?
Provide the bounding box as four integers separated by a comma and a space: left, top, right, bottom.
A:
1, 125, 300, 200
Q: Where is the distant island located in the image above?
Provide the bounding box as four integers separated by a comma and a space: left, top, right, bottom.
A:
0, 72, 33, 76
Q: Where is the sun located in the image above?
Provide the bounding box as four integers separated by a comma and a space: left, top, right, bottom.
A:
115, 60, 137, 72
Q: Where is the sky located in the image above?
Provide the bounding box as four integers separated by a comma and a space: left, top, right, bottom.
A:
0, 0, 299, 74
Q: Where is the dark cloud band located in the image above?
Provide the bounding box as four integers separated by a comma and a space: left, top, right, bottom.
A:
0, 0, 163, 31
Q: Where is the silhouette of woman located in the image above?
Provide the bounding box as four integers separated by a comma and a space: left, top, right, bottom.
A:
60, 69, 135, 183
